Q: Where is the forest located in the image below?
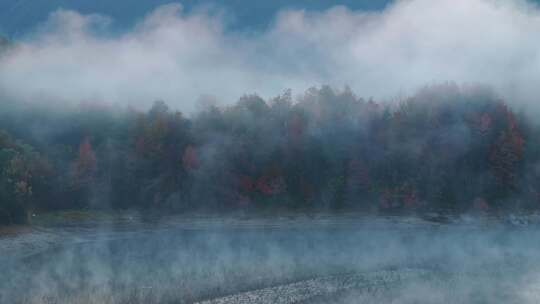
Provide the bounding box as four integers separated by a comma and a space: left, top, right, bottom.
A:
0, 84, 537, 224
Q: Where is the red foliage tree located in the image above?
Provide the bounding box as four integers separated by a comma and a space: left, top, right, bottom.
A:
75, 137, 97, 184
479, 113, 492, 135
256, 174, 286, 196
182, 145, 200, 170
238, 175, 255, 192
490, 130, 524, 186
473, 197, 489, 211
489, 109, 525, 189
379, 188, 392, 209
348, 159, 371, 192
287, 113, 305, 143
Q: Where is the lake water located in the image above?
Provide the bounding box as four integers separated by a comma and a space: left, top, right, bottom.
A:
1, 215, 540, 303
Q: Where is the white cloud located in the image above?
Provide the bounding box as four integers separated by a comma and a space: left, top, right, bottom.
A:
1, 0, 540, 112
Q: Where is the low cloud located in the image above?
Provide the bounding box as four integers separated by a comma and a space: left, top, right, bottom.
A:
1, 0, 540, 112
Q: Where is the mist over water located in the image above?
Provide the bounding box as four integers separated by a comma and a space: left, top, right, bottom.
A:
2, 217, 540, 304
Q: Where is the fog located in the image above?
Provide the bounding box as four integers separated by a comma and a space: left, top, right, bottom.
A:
1, 0, 540, 111
2, 217, 540, 303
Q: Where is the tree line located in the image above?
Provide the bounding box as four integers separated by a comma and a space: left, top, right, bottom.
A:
0, 84, 537, 224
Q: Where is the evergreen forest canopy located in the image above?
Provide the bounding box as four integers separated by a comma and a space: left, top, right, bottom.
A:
0, 84, 537, 224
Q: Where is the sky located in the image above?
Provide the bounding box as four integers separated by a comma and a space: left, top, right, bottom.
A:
1, 0, 540, 112
0, 0, 391, 36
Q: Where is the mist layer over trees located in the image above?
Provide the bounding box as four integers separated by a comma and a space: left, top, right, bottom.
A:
0, 84, 537, 224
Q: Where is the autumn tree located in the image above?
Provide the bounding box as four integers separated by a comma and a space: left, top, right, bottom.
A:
74, 137, 97, 185
489, 110, 525, 199
0, 131, 51, 223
